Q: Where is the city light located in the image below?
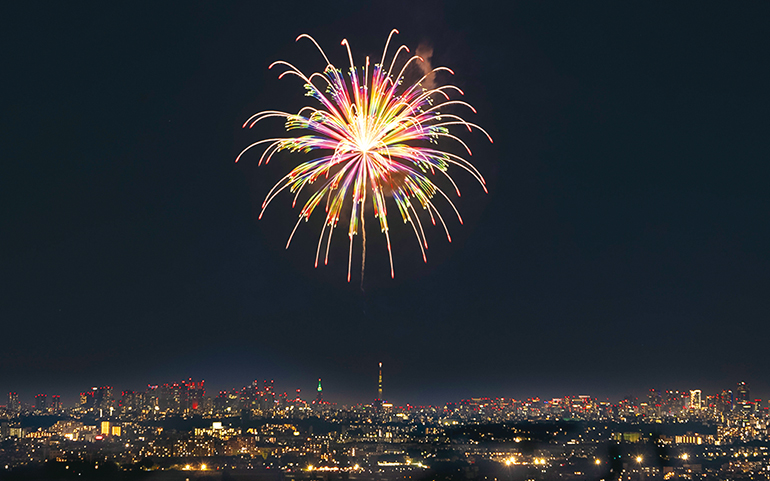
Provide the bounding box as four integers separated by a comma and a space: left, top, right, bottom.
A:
1, 378, 765, 479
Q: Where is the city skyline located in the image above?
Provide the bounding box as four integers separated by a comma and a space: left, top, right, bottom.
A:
4, 371, 768, 412
3, 3, 769, 416
3, 371, 770, 480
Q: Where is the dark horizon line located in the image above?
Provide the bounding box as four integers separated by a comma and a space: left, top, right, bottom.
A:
4, 379, 759, 411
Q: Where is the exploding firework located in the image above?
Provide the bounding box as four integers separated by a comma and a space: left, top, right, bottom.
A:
237, 29, 491, 282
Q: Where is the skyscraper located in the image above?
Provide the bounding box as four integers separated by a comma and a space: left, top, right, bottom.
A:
718, 390, 733, 413
34, 394, 47, 413
736, 382, 750, 405
261, 380, 275, 411
315, 378, 324, 404
378, 362, 383, 401
7, 393, 19, 413
374, 362, 384, 410
93, 386, 114, 415
689, 390, 701, 410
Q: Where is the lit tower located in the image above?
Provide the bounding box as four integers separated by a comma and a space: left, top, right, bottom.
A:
378, 362, 383, 401
315, 378, 323, 404
373, 362, 384, 410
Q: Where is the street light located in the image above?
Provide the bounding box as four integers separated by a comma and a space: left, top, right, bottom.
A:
504, 456, 514, 481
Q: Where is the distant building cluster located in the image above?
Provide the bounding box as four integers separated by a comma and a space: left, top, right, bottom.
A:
2, 374, 770, 480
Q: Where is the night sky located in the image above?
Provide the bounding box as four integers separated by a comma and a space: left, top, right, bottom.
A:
3, 2, 769, 407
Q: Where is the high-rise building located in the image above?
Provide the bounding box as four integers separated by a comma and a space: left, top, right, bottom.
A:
664, 390, 686, 416
261, 380, 275, 411
378, 362, 383, 401
689, 390, 701, 410
92, 386, 114, 415
736, 382, 750, 406
227, 389, 241, 413
241, 381, 259, 412
278, 391, 288, 408
119, 391, 135, 415
51, 395, 62, 412
647, 389, 662, 417
145, 385, 159, 415
8, 393, 19, 413
181, 378, 205, 414
213, 391, 228, 415
718, 390, 733, 413
34, 394, 48, 413
374, 362, 384, 410
315, 378, 324, 404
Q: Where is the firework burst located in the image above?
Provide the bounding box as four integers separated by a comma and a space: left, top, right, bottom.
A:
237, 29, 491, 282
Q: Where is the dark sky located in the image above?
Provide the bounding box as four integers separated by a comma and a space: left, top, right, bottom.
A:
3, 2, 769, 407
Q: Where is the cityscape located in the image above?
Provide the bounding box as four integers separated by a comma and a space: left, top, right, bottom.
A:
5, 3, 770, 481
2, 367, 769, 480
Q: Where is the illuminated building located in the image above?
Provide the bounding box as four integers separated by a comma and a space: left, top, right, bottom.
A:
718, 390, 733, 414
736, 382, 749, 406
158, 383, 180, 413
7, 392, 19, 413
182, 378, 205, 414
378, 362, 383, 401
689, 390, 701, 410
374, 362, 384, 410
93, 386, 114, 415
647, 389, 662, 417
226, 389, 241, 413
315, 378, 323, 404
119, 390, 137, 415
663, 390, 686, 416
79, 390, 95, 411
34, 394, 47, 413
240, 381, 258, 412
50, 395, 62, 412
100, 421, 110, 435
261, 380, 275, 411
213, 391, 228, 415
145, 385, 159, 414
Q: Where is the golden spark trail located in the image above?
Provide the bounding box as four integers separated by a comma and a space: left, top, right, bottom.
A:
237, 29, 491, 281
